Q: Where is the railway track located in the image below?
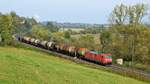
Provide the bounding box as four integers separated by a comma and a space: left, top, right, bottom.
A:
17, 39, 150, 82
109, 65, 150, 77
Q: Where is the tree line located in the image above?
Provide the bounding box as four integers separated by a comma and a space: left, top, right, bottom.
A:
0, 12, 59, 45
100, 3, 150, 65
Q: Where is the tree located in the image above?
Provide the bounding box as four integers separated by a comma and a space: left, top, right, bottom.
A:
10, 11, 25, 34
71, 35, 96, 50
46, 22, 59, 32
0, 14, 13, 45
108, 3, 150, 65
30, 25, 51, 40
128, 4, 148, 24
109, 4, 128, 25
128, 3, 149, 24
64, 31, 71, 39
109, 3, 149, 25
100, 28, 111, 52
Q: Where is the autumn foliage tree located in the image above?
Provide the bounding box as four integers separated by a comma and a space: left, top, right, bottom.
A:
30, 25, 51, 40
0, 14, 14, 45
105, 3, 150, 65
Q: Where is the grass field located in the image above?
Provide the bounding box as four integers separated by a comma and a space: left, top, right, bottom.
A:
0, 47, 148, 84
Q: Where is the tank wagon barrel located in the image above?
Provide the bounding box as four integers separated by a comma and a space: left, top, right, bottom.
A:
30, 38, 36, 45
34, 39, 40, 46
40, 41, 48, 48
23, 37, 31, 43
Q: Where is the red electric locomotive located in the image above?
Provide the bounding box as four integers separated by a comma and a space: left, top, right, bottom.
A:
84, 51, 112, 65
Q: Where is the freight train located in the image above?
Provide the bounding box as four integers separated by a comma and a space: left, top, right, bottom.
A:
18, 36, 112, 65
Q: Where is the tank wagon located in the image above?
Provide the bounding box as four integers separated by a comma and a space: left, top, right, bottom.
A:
18, 36, 112, 65
34, 39, 40, 46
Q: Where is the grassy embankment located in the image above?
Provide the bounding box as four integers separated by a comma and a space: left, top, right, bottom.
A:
0, 47, 149, 84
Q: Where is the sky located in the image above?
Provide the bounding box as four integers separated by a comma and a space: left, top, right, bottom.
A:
0, 0, 150, 24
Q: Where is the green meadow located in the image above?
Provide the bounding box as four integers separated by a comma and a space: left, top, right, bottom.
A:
0, 47, 148, 84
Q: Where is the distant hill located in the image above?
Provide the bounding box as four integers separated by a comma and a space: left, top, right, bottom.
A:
42, 21, 110, 28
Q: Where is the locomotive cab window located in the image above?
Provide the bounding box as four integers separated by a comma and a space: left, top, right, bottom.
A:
105, 56, 112, 59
